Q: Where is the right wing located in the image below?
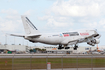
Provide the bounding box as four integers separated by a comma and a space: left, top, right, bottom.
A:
26, 34, 41, 38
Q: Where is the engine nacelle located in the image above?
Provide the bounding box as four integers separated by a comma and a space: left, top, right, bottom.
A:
91, 39, 100, 44
87, 41, 95, 46
87, 39, 100, 46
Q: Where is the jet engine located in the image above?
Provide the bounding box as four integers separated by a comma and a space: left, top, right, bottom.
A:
91, 39, 100, 44
87, 39, 100, 46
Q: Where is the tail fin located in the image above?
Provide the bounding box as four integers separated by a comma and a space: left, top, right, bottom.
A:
21, 15, 40, 35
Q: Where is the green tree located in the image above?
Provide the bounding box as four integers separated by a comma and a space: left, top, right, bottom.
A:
29, 49, 33, 52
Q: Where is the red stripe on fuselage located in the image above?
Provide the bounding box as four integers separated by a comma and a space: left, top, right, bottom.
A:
80, 33, 89, 36
63, 34, 69, 37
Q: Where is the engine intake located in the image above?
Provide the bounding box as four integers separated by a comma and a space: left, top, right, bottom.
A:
87, 39, 100, 46
91, 39, 100, 44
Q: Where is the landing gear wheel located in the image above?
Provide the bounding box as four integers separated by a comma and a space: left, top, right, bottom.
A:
74, 45, 78, 50
91, 43, 95, 46
65, 47, 70, 49
58, 44, 62, 49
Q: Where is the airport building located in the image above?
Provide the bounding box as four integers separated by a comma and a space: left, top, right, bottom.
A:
0, 45, 28, 53
30, 46, 97, 54
45, 46, 97, 54
0, 44, 103, 54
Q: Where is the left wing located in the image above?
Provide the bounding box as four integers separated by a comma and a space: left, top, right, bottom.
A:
61, 37, 85, 45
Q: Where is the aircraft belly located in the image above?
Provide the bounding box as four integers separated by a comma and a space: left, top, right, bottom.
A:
33, 37, 62, 45
44, 38, 61, 44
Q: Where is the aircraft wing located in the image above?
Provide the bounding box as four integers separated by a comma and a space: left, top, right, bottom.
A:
63, 33, 100, 45
68, 37, 86, 45
26, 34, 41, 38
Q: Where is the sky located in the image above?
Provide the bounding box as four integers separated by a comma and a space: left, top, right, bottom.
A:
0, 0, 105, 47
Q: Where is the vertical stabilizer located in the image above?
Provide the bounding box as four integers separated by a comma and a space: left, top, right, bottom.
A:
21, 15, 40, 35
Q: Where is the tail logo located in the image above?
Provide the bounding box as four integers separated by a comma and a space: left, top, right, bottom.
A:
25, 17, 38, 30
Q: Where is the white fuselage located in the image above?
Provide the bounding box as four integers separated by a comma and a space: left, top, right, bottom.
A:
25, 30, 97, 45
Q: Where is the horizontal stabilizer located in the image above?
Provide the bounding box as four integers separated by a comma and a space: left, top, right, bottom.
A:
10, 34, 25, 37
10, 33, 41, 38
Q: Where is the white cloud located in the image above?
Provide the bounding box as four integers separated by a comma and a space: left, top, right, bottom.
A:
0, 9, 23, 33
38, 15, 51, 20
84, 19, 105, 32
0, 17, 23, 33
1, 9, 18, 15
84, 22, 98, 28
47, 18, 68, 27
39, 0, 105, 29
24, 10, 32, 16
51, 0, 103, 17
38, 0, 105, 33
6, 15, 20, 20
0, 9, 34, 33
38, 15, 73, 28
48, 0, 105, 32
38, 15, 68, 21
0, 20, 17, 32
99, 19, 105, 26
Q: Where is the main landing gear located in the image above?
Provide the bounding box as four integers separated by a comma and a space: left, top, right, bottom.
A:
58, 44, 69, 49
58, 44, 64, 49
65, 47, 70, 49
58, 44, 78, 50
74, 45, 78, 50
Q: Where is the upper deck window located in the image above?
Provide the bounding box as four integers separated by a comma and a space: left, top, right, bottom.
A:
63, 32, 79, 36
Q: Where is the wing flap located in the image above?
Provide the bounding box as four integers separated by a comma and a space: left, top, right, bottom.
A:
68, 41, 77, 45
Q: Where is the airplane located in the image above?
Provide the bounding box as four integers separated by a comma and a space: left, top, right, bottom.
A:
10, 15, 101, 50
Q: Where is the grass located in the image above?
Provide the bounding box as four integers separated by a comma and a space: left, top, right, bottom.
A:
0, 58, 105, 70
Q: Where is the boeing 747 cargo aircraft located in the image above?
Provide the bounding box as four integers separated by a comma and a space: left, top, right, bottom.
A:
10, 15, 101, 50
